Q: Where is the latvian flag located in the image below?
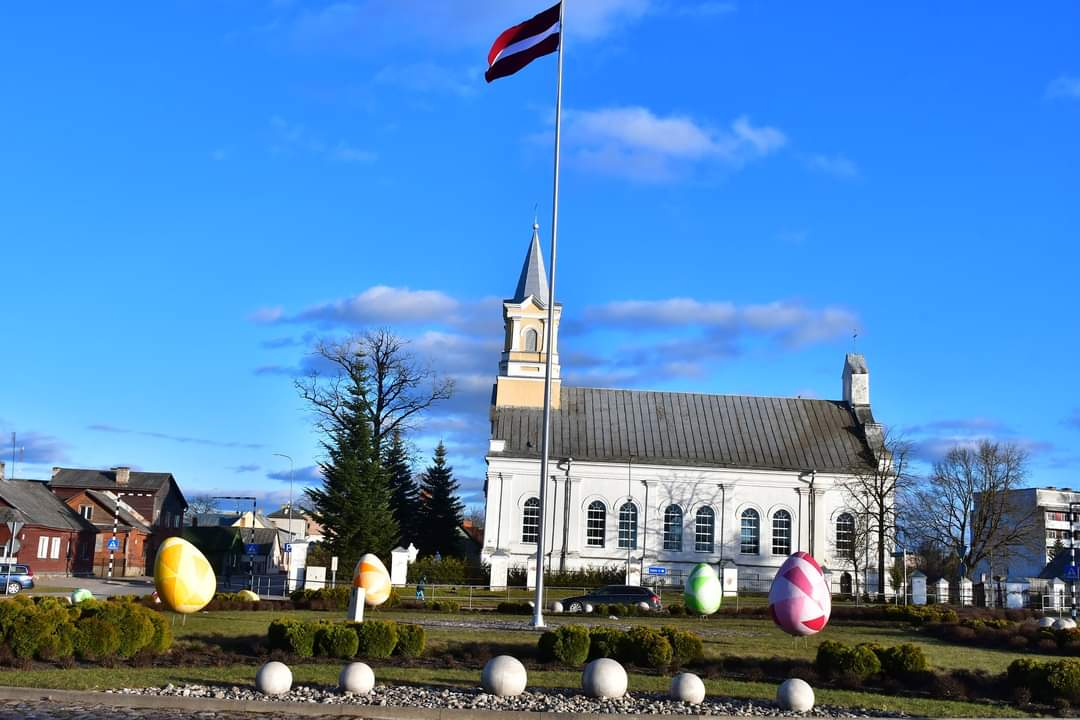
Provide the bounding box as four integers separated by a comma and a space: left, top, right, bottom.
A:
485, 3, 561, 83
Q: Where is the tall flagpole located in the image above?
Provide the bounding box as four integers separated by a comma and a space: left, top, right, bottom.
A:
531, 0, 566, 630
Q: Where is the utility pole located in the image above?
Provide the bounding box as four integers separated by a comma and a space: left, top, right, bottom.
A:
107, 491, 154, 581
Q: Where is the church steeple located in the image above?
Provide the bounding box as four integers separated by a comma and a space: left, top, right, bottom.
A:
492, 223, 562, 410
511, 223, 549, 305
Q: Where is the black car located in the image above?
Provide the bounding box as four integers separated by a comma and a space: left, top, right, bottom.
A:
560, 585, 661, 612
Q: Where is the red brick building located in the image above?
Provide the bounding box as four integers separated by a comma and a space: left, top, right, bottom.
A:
0, 472, 97, 576
49, 466, 187, 562
63, 489, 152, 576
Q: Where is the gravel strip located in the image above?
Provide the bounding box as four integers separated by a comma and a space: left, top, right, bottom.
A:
107, 683, 906, 717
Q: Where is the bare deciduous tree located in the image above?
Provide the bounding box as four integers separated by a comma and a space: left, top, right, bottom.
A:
186, 494, 220, 516
906, 440, 1034, 580
841, 427, 914, 596
296, 329, 454, 454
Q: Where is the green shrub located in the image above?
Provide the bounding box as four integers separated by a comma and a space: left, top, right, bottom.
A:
1009, 658, 1052, 701
147, 611, 173, 654
815, 640, 880, 680
267, 619, 316, 657
661, 626, 704, 666
496, 602, 532, 615
538, 625, 590, 666
625, 627, 672, 669
407, 556, 468, 585
395, 623, 425, 657
848, 644, 882, 677
428, 600, 460, 613
815, 640, 849, 675
588, 627, 628, 660
289, 586, 352, 610
37, 622, 77, 661
1048, 659, 1080, 703
877, 643, 928, 674
314, 623, 359, 658
74, 617, 121, 660
99, 602, 155, 658
355, 620, 398, 658
667, 603, 686, 617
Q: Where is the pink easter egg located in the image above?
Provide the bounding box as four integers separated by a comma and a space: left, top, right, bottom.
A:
767, 551, 832, 637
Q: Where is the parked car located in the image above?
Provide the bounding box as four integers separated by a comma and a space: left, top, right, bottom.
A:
0, 564, 34, 595
560, 584, 661, 612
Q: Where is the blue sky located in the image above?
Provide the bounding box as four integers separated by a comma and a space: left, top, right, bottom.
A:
3, 1, 1078, 511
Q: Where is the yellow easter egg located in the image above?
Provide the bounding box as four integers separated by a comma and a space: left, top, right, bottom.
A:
154, 537, 216, 614
238, 589, 260, 602
353, 553, 391, 607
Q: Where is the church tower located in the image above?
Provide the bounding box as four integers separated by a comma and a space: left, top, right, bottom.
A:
492, 223, 562, 409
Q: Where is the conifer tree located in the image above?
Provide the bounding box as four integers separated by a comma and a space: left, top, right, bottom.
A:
305, 374, 399, 569
384, 429, 420, 546
416, 442, 465, 558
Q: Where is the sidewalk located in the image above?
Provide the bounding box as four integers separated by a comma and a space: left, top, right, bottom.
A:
29, 574, 155, 598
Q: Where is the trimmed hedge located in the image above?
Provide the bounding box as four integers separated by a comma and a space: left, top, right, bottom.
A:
538, 625, 591, 665
268, 618, 422, 659
355, 620, 399, 659
661, 625, 704, 666
314, 623, 359, 659
267, 619, 316, 657
1008, 657, 1080, 704
395, 623, 426, 657
538, 624, 701, 670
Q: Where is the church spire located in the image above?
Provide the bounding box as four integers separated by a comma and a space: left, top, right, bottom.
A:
511, 222, 549, 305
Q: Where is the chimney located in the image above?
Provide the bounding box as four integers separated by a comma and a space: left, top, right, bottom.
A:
0, 461, 5, 482
114, 466, 131, 486
842, 353, 870, 406
51, 467, 61, 478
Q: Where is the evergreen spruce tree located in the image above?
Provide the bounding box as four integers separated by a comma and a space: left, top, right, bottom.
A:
305, 376, 399, 569
384, 429, 420, 546
416, 442, 465, 558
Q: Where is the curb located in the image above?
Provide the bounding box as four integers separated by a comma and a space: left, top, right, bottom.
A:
0, 685, 913, 720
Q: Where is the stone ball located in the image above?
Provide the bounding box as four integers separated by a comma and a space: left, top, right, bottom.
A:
582, 658, 628, 699
669, 672, 706, 704
255, 661, 292, 696
550, 601, 564, 613
1053, 618, 1077, 631
777, 678, 814, 712
637, 601, 651, 612
481, 655, 528, 697
338, 662, 375, 695
1038, 616, 1056, 628
583, 603, 594, 614
528, 600, 535, 609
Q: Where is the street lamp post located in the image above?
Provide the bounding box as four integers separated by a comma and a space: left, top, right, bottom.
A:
273, 453, 295, 540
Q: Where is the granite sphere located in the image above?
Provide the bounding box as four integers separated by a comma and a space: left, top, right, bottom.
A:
255, 661, 292, 696
637, 601, 651, 612
669, 672, 706, 704
583, 603, 594, 614
338, 662, 375, 695
481, 655, 528, 697
1053, 618, 1077, 631
550, 601, 564, 613
777, 678, 815, 712
1038, 616, 1056, 628
582, 658, 628, 699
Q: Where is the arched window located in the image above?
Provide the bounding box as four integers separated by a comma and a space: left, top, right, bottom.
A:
663, 505, 683, 551
836, 513, 855, 559
521, 497, 540, 544
586, 501, 606, 547
694, 507, 715, 552
740, 509, 760, 554
840, 571, 853, 597
618, 502, 637, 549
524, 328, 539, 352
772, 510, 791, 555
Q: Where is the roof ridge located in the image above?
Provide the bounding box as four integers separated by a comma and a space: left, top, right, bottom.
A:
565, 385, 840, 404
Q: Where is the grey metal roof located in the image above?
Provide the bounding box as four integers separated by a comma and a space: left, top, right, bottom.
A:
49, 468, 174, 493
490, 386, 876, 473
84, 490, 152, 533
0, 480, 98, 532
510, 225, 549, 305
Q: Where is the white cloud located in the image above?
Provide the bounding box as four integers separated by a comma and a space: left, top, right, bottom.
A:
672, 1, 737, 16
564, 107, 786, 181
287, 286, 460, 326
589, 298, 737, 326
805, 153, 859, 178
1046, 75, 1080, 99
269, 115, 375, 164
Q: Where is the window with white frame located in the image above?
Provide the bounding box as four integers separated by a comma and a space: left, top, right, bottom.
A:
740, 509, 760, 554
79, 505, 93, 520
586, 501, 606, 547
521, 497, 540, 543
836, 513, 855, 559
772, 510, 792, 555
618, 502, 638, 549
50, 537, 61, 559
663, 505, 683, 551
37, 536, 49, 559
695, 507, 715, 552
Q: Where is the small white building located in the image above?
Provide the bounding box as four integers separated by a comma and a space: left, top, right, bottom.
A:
481, 228, 891, 593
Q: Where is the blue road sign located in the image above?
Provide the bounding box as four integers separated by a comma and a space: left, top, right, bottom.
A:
245, 543, 259, 556
106, 537, 120, 552
1066, 564, 1079, 581
284, 543, 292, 553
647, 566, 667, 576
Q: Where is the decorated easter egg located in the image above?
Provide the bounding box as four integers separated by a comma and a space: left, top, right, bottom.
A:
238, 589, 260, 602
684, 562, 722, 615
153, 537, 217, 614
768, 552, 831, 636
70, 588, 93, 604
353, 553, 392, 607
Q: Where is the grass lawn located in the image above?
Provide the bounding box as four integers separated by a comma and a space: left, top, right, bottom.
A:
0, 607, 1052, 717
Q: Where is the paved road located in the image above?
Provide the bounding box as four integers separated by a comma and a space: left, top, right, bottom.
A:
0, 700, 334, 719
27, 575, 156, 598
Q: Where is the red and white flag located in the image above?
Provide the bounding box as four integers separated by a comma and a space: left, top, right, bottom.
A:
485, 3, 561, 83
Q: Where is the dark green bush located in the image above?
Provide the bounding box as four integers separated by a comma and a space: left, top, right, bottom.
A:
267, 619, 316, 657
508, 563, 624, 588
815, 640, 849, 675
878, 643, 928, 674
428, 600, 460, 613
74, 617, 121, 660
98, 602, 155, 658
289, 587, 352, 610
538, 625, 590, 666
395, 623, 426, 657
588, 627, 628, 660
147, 612, 173, 654
1047, 659, 1080, 703
667, 603, 686, 617
496, 602, 532, 615
661, 626, 704, 666
625, 626, 672, 668
314, 623, 359, 659
815, 640, 880, 680
848, 644, 882, 677
355, 620, 398, 658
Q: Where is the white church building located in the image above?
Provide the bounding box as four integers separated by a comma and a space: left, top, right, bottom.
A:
481, 227, 889, 595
